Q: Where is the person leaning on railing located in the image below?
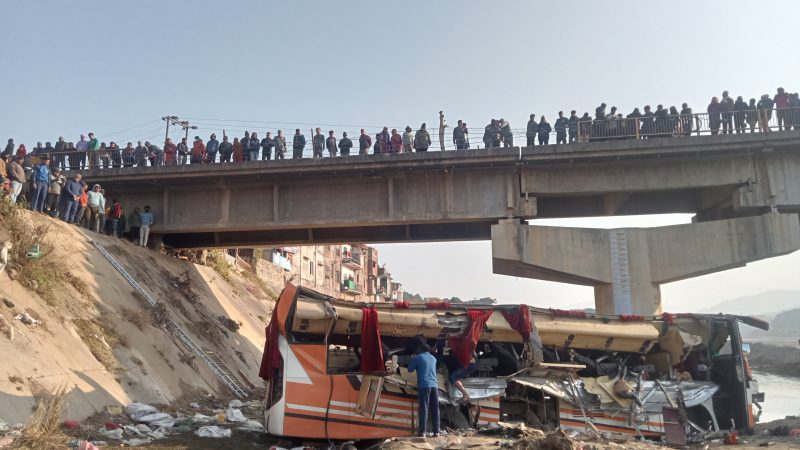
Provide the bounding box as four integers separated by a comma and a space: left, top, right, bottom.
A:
757, 94, 774, 133
680, 104, 693, 137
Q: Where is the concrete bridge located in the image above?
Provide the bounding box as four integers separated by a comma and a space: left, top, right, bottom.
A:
79, 131, 800, 315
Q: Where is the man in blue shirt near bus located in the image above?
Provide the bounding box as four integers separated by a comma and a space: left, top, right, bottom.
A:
407, 335, 441, 437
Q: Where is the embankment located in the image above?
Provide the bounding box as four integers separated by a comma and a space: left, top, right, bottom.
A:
0, 207, 274, 424
748, 342, 800, 379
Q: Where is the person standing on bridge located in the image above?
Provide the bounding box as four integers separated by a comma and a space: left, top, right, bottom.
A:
773, 87, 790, 131
241, 131, 250, 160
274, 130, 286, 159
326, 130, 338, 157
87, 133, 100, 168
164, 138, 177, 165
75, 135, 88, 169
191, 136, 206, 164
680, 103, 693, 137
206, 134, 219, 163
746, 98, 758, 133
414, 123, 431, 152
219, 135, 233, 163
338, 132, 353, 156
568, 111, 578, 143
312, 128, 325, 158
720, 91, 734, 135
733, 96, 748, 134
260, 132, 274, 160
789, 93, 800, 130
526, 114, 538, 147
139, 205, 154, 247
247, 132, 260, 161
453, 120, 467, 150
537, 116, 551, 145
359, 129, 372, 156
554, 111, 568, 144
499, 119, 513, 147
292, 129, 305, 159
757, 94, 774, 133
390, 129, 402, 153
232, 137, 244, 162
378, 127, 391, 154
707, 97, 721, 135
402, 126, 414, 153
177, 137, 189, 165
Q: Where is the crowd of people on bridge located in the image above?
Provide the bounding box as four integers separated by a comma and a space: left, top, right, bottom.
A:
2, 87, 798, 173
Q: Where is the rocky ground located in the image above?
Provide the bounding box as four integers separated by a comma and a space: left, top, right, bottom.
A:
749, 343, 800, 379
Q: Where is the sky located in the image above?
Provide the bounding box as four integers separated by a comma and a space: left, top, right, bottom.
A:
2, 1, 799, 312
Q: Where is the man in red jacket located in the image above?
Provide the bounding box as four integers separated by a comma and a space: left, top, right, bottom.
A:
191, 136, 206, 164
774, 87, 790, 131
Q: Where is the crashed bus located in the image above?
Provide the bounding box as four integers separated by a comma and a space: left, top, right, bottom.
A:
259, 283, 766, 443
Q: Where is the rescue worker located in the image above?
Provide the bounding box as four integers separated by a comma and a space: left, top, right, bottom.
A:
312, 128, 325, 158
554, 111, 568, 144
326, 131, 337, 157
292, 129, 306, 159
407, 336, 441, 437
537, 116, 552, 145
567, 110, 578, 143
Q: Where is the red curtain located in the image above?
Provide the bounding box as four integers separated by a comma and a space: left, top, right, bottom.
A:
360, 307, 385, 373
448, 309, 494, 369
501, 305, 533, 342
258, 308, 281, 380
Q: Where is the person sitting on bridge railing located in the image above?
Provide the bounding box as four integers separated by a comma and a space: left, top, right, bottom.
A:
733, 96, 748, 134
292, 129, 305, 159
554, 112, 568, 144
206, 133, 219, 163
537, 116, 551, 145
708, 97, 722, 135
720, 91, 734, 135
259, 132, 273, 161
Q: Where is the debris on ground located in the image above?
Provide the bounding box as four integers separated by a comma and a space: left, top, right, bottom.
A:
195, 425, 233, 438
217, 315, 241, 332
14, 311, 41, 326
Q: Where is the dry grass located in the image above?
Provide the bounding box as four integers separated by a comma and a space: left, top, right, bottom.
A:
207, 250, 232, 282
12, 384, 70, 450
73, 318, 120, 372
121, 307, 147, 331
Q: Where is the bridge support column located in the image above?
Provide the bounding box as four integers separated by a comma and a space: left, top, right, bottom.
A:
491, 213, 800, 315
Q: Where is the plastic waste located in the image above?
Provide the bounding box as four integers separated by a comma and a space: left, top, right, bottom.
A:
121, 437, 152, 446
101, 428, 123, 440
195, 425, 232, 438
228, 399, 243, 408
239, 419, 264, 431
125, 403, 158, 421
62, 419, 80, 429
225, 407, 247, 423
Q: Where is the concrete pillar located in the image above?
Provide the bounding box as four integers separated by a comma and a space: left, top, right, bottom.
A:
492, 213, 800, 315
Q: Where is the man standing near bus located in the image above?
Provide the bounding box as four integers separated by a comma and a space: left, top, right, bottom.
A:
407, 336, 441, 437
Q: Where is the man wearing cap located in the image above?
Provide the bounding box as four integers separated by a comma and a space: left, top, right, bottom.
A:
30, 156, 51, 213
206, 134, 219, 163
312, 128, 325, 158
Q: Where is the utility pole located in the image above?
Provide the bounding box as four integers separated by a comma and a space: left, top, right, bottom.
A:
161, 116, 196, 144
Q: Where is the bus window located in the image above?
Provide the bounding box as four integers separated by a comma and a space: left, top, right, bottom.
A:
268, 354, 284, 408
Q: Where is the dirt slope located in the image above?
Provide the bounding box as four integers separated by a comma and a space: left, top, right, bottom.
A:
0, 209, 273, 424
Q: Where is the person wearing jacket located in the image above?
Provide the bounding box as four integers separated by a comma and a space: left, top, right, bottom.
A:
164, 138, 177, 164
773, 87, 790, 131
47, 169, 64, 217
499, 120, 513, 147
218, 135, 233, 162
191, 136, 206, 164
525, 115, 538, 147
326, 131, 338, 157
537, 116, 552, 145
176, 138, 189, 164
358, 129, 372, 156
86, 184, 106, 233
206, 134, 219, 163
122, 142, 135, 167
74, 184, 89, 226
87, 132, 100, 168
679, 103, 693, 137
745, 98, 758, 133
390, 129, 402, 153
30, 156, 51, 213
402, 126, 414, 153
54, 137, 67, 171
139, 205, 154, 247
260, 132, 274, 160
75, 134, 88, 169
7, 156, 26, 204
232, 137, 244, 162
567, 111, 579, 143
720, 91, 734, 135
292, 129, 306, 159
2, 139, 13, 158
127, 207, 141, 243
453, 120, 467, 150
757, 94, 774, 132
61, 173, 83, 223
554, 112, 569, 144
338, 132, 353, 156
273, 130, 287, 159
312, 128, 325, 158
246, 132, 259, 161
733, 96, 748, 134
707, 97, 722, 135
378, 127, 390, 154
413, 124, 431, 152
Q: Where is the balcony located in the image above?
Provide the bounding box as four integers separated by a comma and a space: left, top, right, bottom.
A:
341, 279, 361, 295
342, 255, 362, 270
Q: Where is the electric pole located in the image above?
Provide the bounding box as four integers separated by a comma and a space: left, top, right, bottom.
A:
161, 116, 197, 144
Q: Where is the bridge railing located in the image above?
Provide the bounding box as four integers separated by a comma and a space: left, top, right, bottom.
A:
14, 107, 800, 170
576, 107, 800, 142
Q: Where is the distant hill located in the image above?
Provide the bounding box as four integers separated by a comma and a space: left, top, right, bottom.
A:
698, 290, 800, 318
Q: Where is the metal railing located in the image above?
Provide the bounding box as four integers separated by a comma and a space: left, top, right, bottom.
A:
9, 107, 800, 171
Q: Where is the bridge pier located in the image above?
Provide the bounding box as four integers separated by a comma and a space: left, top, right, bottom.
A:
491, 213, 800, 315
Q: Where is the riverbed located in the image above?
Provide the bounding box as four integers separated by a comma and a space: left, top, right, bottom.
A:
754, 371, 800, 422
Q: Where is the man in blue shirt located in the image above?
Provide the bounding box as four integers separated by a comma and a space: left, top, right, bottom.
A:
30, 156, 51, 213
138, 205, 154, 247
407, 336, 440, 437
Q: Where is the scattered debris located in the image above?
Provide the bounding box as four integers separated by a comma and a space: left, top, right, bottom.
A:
228, 399, 243, 408
217, 315, 241, 332
1, 298, 13, 308
225, 408, 248, 423
195, 425, 232, 438
14, 312, 41, 326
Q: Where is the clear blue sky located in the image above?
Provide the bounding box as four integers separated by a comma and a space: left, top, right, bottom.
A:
2, 0, 799, 311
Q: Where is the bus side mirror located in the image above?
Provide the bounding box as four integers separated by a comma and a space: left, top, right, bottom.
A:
741, 343, 751, 356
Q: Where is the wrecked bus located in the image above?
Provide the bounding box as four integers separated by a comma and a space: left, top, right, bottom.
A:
258, 283, 766, 442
